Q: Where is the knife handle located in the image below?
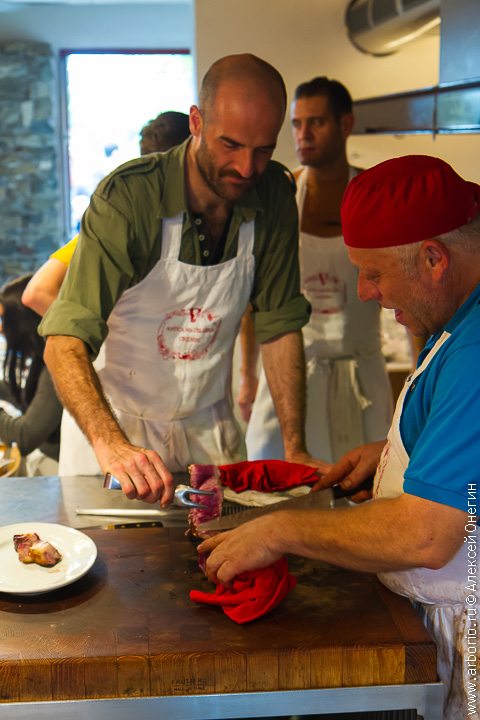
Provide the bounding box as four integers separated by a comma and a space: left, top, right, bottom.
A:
104, 473, 121, 490
104, 521, 164, 529
332, 475, 374, 499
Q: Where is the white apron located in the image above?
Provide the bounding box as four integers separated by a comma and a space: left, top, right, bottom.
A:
246, 168, 392, 462
59, 213, 255, 475
375, 331, 478, 720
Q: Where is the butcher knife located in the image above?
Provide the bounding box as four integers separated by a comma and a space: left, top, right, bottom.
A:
196, 476, 374, 533
196, 489, 333, 532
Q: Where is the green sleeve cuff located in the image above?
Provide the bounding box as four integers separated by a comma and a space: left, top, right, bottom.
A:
39, 300, 108, 359
253, 295, 311, 344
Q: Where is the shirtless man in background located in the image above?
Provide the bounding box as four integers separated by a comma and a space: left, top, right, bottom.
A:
242, 77, 392, 463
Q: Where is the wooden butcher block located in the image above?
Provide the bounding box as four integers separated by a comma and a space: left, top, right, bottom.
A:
0, 527, 437, 703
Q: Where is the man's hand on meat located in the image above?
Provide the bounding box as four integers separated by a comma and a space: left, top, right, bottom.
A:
311, 440, 386, 502
198, 514, 283, 586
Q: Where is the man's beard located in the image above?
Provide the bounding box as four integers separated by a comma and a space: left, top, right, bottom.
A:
395, 278, 441, 336
196, 140, 257, 202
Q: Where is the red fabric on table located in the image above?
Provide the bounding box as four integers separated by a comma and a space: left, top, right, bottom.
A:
188, 460, 310, 622
190, 557, 296, 623
218, 460, 319, 493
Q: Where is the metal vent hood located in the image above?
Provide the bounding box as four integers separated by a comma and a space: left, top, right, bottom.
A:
346, 0, 480, 134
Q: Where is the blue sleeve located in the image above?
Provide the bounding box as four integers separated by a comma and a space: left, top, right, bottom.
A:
403, 342, 480, 513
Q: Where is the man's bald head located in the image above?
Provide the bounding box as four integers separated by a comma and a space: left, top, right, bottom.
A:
199, 54, 287, 122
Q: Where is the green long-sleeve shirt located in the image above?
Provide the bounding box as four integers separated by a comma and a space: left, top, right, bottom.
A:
40, 140, 310, 357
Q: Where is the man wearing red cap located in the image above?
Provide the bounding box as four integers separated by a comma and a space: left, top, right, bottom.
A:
199, 155, 480, 719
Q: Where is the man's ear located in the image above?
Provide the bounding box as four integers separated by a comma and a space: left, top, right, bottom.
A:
421, 239, 450, 281
189, 105, 203, 137
340, 113, 355, 139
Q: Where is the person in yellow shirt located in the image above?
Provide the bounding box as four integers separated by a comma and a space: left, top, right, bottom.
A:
22, 237, 78, 316
22, 111, 190, 316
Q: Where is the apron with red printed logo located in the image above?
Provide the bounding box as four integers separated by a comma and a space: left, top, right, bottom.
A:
59, 213, 255, 474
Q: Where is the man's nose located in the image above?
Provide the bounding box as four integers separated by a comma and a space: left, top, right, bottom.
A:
235, 150, 255, 178
357, 275, 379, 303
297, 122, 312, 140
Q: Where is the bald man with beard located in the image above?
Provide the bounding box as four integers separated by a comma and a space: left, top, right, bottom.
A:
40, 54, 324, 504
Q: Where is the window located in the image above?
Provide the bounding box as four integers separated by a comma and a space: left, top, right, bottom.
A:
62, 51, 194, 235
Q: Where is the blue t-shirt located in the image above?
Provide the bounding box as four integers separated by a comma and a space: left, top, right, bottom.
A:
401, 283, 480, 514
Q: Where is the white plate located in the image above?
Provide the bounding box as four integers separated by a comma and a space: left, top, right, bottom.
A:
0, 522, 97, 595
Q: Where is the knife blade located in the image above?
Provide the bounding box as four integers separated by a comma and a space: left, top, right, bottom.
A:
197, 488, 334, 532
76, 508, 170, 517
196, 475, 374, 532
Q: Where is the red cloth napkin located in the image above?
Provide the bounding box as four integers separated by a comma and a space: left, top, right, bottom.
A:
218, 460, 319, 493
188, 460, 310, 622
190, 557, 296, 624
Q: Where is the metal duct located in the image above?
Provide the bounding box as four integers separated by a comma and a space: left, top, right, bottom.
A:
345, 0, 440, 56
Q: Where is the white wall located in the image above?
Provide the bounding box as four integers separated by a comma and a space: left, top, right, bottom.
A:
194, 0, 480, 181
0, 3, 193, 50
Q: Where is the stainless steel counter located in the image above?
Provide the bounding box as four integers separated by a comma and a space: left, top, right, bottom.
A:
0, 474, 190, 529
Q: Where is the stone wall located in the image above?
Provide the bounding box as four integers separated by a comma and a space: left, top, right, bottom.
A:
0, 41, 63, 288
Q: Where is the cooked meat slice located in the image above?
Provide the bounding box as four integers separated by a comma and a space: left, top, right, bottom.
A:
188, 464, 220, 486
29, 540, 62, 567
13, 532, 62, 566
13, 533, 41, 563
13, 532, 40, 551
187, 464, 223, 538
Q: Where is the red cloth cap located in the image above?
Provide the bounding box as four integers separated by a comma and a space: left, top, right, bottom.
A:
341, 155, 480, 248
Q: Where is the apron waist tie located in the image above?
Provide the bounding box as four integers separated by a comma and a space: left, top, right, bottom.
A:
306, 356, 372, 461
306, 355, 372, 410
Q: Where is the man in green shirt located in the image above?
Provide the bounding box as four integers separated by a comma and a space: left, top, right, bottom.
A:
40, 53, 325, 506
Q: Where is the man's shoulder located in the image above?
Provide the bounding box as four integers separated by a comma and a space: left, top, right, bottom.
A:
433, 295, 480, 376
452, 297, 480, 346
95, 155, 166, 200
258, 159, 297, 198
292, 165, 304, 181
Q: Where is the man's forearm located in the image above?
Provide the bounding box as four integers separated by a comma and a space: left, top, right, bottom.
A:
261, 330, 307, 458
45, 335, 173, 504
237, 309, 259, 421
238, 309, 259, 382
200, 492, 467, 585
44, 335, 127, 452
274, 494, 464, 572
